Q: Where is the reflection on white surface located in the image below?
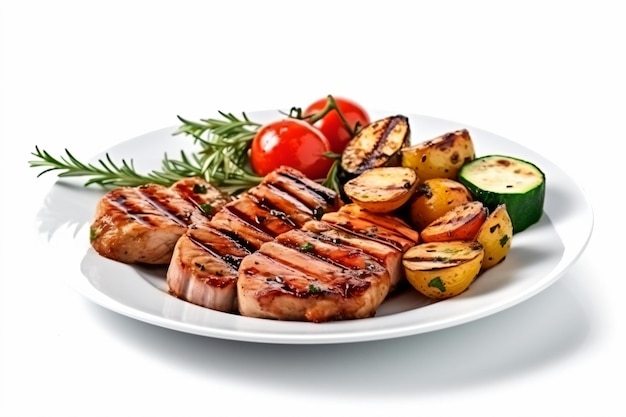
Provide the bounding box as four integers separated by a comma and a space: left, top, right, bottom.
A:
82, 270, 591, 396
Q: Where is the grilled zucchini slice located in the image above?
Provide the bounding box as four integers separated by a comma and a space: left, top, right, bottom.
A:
458, 155, 545, 233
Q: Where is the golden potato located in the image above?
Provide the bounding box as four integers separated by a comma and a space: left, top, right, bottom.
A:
401, 129, 475, 184
402, 240, 484, 299
343, 166, 418, 213
475, 204, 514, 270
408, 178, 473, 230
420, 201, 487, 242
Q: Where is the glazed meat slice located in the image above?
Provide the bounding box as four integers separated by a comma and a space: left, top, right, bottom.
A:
322, 204, 419, 253
237, 228, 391, 322
167, 166, 342, 312
90, 177, 231, 265
259, 166, 340, 215
167, 222, 252, 312
316, 203, 419, 289
336, 204, 420, 244
169, 177, 233, 217
302, 220, 404, 292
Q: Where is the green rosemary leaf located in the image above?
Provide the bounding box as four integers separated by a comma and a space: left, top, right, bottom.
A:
29, 111, 266, 193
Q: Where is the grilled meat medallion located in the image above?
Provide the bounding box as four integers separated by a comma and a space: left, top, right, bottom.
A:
237, 228, 391, 322
89, 163, 421, 322
237, 203, 419, 322
166, 166, 343, 312
90, 177, 231, 265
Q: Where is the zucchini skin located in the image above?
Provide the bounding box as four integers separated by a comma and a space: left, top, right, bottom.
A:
458, 155, 545, 233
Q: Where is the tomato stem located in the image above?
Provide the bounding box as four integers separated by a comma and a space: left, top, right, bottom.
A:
292, 95, 362, 137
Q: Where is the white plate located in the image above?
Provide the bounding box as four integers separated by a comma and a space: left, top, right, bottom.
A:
36, 110, 594, 344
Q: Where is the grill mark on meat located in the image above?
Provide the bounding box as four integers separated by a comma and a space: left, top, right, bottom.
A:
321, 218, 405, 252
167, 222, 251, 311
167, 166, 342, 313
275, 171, 338, 207
187, 234, 245, 271
266, 168, 338, 212
91, 178, 231, 265
103, 187, 190, 227
170, 177, 231, 217
275, 228, 376, 272
210, 227, 263, 254
321, 209, 418, 253
243, 246, 374, 298
212, 198, 284, 248
237, 238, 391, 322
247, 183, 314, 227
133, 186, 192, 226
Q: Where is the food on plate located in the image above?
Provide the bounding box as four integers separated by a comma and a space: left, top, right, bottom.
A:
401, 129, 475, 184
250, 118, 335, 179
317, 204, 419, 291
237, 203, 419, 322
89, 177, 231, 264
237, 227, 391, 322
458, 154, 545, 233
30, 95, 551, 321
167, 222, 252, 312
343, 166, 419, 213
340, 115, 411, 178
420, 201, 488, 242
475, 204, 514, 270
303, 96, 370, 154
167, 166, 342, 312
402, 240, 485, 299
408, 178, 473, 231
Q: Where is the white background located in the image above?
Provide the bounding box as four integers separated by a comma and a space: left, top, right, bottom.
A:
1, 1, 623, 416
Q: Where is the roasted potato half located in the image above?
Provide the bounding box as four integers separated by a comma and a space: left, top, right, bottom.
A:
343, 166, 419, 213
420, 201, 487, 242
341, 115, 411, 177
409, 178, 473, 231
403, 240, 484, 299
475, 204, 513, 270
401, 129, 475, 184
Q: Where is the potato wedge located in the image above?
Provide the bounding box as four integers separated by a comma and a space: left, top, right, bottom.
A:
401, 129, 475, 184
475, 204, 513, 270
408, 178, 473, 231
402, 240, 484, 299
341, 115, 411, 177
343, 166, 419, 213
420, 201, 487, 242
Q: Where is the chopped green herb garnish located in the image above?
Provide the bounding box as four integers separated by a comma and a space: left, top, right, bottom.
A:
299, 242, 314, 252
199, 203, 214, 214
89, 227, 98, 242
308, 284, 321, 293
428, 277, 446, 292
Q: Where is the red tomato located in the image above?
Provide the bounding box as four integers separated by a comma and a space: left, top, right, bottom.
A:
250, 118, 334, 179
304, 96, 370, 154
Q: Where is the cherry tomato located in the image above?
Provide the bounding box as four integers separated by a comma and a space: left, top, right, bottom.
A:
304, 96, 370, 154
250, 118, 334, 179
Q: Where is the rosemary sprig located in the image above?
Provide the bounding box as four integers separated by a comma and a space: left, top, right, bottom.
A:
29, 112, 266, 192
29, 146, 194, 188
174, 111, 263, 188
29, 97, 351, 195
